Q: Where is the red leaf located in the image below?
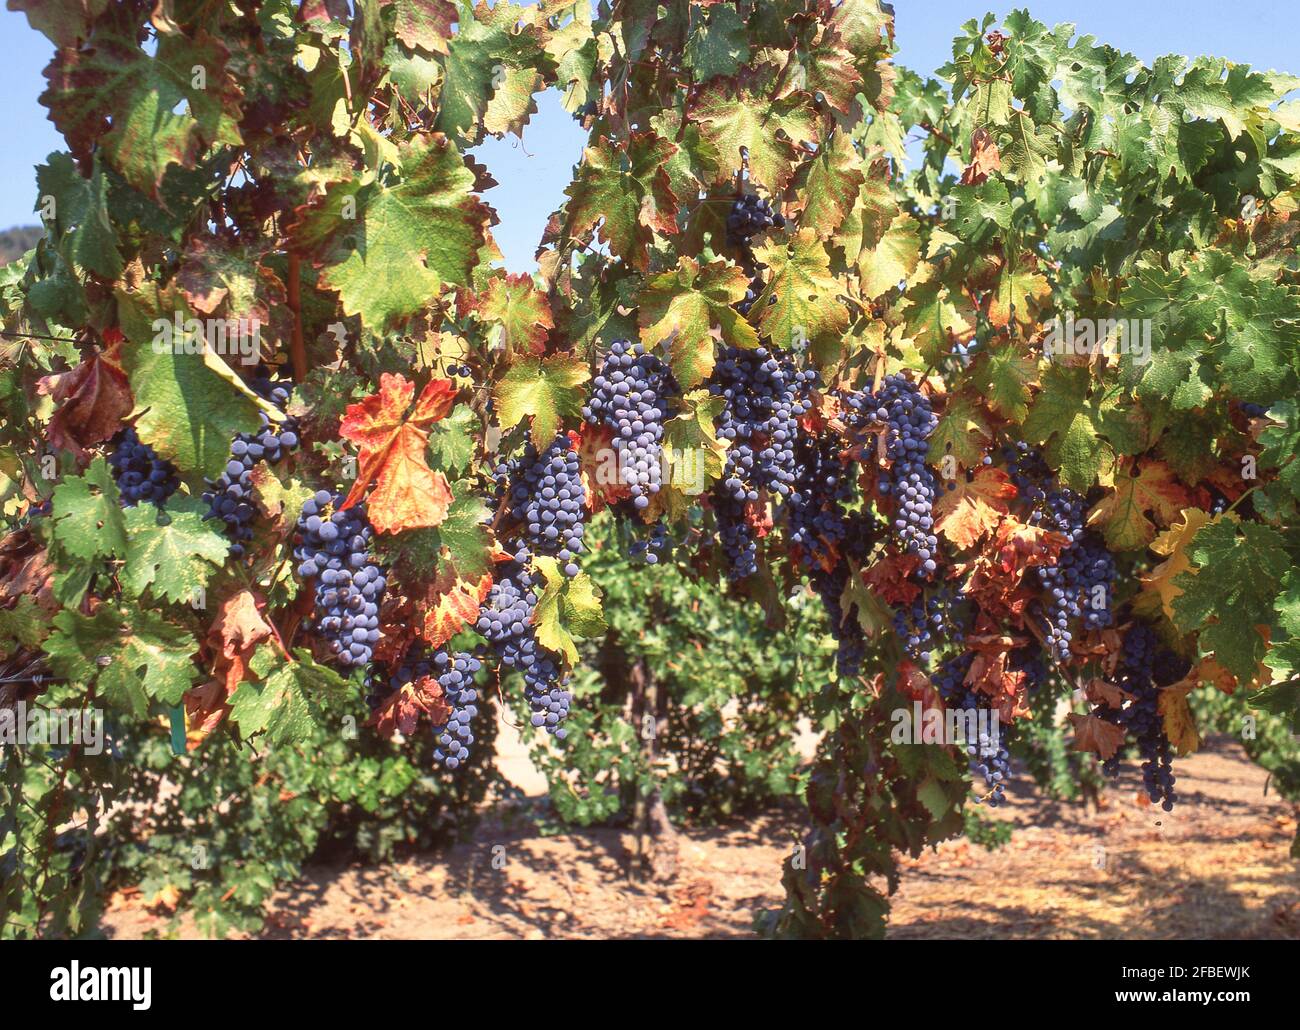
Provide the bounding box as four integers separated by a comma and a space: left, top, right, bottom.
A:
339, 373, 456, 533
36, 330, 133, 460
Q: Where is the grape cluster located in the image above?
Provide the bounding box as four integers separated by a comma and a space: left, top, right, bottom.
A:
1009, 644, 1049, 693
1005, 442, 1116, 661
712, 346, 818, 503
583, 339, 678, 511
788, 434, 852, 564
294, 491, 386, 670
893, 588, 964, 665
628, 520, 672, 565
846, 374, 939, 576
1095, 622, 1186, 811
736, 273, 777, 317
476, 559, 572, 737
204, 375, 300, 557
713, 489, 759, 579
813, 565, 867, 679
430, 649, 483, 769
725, 192, 784, 247
497, 435, 586, 577
709, 346, 817, 579
935, 653, 1010, 807
1240, 401, 1268, 418
109, 428, 180, 508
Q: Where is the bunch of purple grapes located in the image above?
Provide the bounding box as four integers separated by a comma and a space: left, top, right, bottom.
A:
893, 587, 965, 666
294, 490, 386, 670
788, 434, 852, 564
109, 428, 179, 507
709, 346, 818, 579
736, 274, 767, 317
813, 564, 867, 679
628, 520, 672, 565
846, 374, 940, 576
366, 646, 483, 769
935, 653, 1010, 807
1094, 622, 1185, 811
1004, 442, 1115, 661
582, 339, 678, 512
476, 557, 572, 738
725, 192, 784, 248
496, 434, 586, 577
204, 375, 299, 557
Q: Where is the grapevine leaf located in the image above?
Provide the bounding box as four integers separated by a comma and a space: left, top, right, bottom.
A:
970, 342, 1036, 422
1141, 508, 1213, 622
41, 17, 243, 195
339, 373, 457, 533
0, 596, 48, 660
533, 556, 605, 664
932, 467, 1015, 550
427, 403, 480, 476
418, 566, 493, 649
856, 213, 921, 300
795, 131, 866, 237
682, 3, 749, 82
558, 133, 679, 273
987, 265, 1050, 328
437, 0, 553, 144
36, 328, 133, 460
34, 152, 123, 280
1259, 399, 1300, 501
464, 272, 554, 358
689, 83, 819, 192
230, 647, 350, 745
293, 133, 491, 329
494, 354, 590, 444
116, 285, 264, 480
752, 230, 850, 354
46, 606, 199, 714
121, 496, 230, 604
49, 455, 128, 560
1086, 461, 1192, 551
1172, 519, 1288, 683
639, 256, 757, 388
927, 394, 990, 467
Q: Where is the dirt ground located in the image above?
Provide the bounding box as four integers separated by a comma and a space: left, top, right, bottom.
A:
101, 734, 1300, 939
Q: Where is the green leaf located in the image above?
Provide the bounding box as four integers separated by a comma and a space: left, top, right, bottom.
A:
639, 257, 757, 388
293, 133, 491, 329
1172, 519, 1288, 682
116, 285, 264, 480
0, 596, 48, 659
493, 354, 589, 443
41, 16, 243, 195
46, 606, 199, 715
558, 133, 678, 273
427, 404, 480, 475
683, 3, 749, 81
1258, 399, 1300, 502
436, 0, 553, 144
532, 556, 605, 664
689, 83, 818, 192
1022, 365, 1145, 491
229, 647, 350, 745
971, 342, 1036, 422
35, 152, 123, 280
752, 230, 850, 355
50, 455, 128, 561
121, 496, 230, 604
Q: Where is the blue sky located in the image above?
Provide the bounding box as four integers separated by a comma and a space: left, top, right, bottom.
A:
3, 1, 1297, 271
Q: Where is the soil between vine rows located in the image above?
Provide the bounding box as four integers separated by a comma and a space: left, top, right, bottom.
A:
101, 734, 1300, 940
